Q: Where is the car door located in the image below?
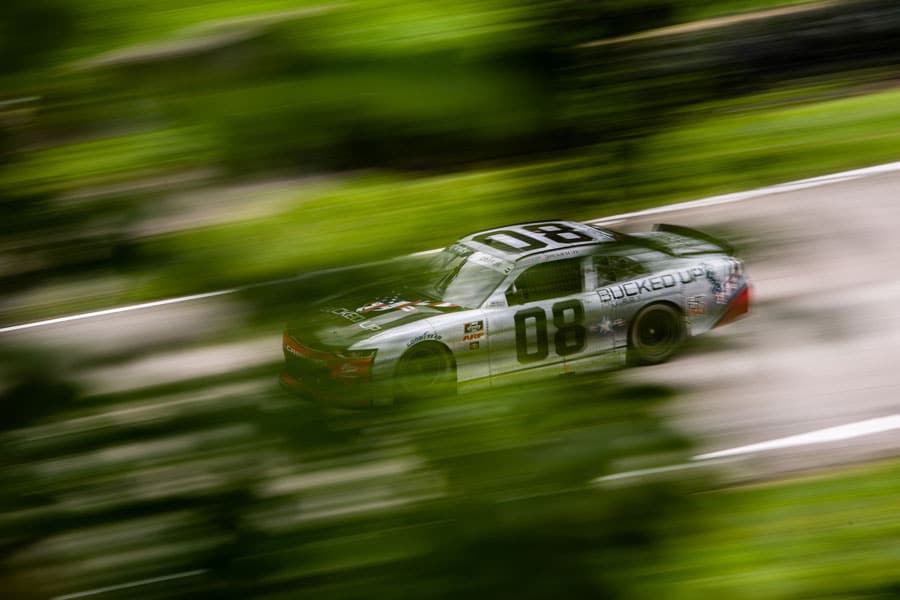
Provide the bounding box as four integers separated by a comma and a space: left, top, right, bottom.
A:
485, 256, 614, 378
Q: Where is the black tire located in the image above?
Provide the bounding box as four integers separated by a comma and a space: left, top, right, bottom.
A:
394, 342, 457, 402
628, 303, 685, 365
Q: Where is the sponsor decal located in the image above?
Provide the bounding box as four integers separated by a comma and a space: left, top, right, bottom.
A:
598, 272, 684, 303
356, 298, 416, 313
590, 317, 624, 336
284, 341, 328, 366
462, 320, 485, 341
716, 286, 737, 304
687, 295, 706, 315
704, 265, 726, 303
597, 262, 743, 305
329, 307, 364, 322
464, 320, 484, 334
356, 299, 459, 313
538, 248, 581, 261
407, 332, 443, 347
469, 341, 480, 350
325, 308, 383, 331
705, 259, 743, 305
469, 251, 514, 274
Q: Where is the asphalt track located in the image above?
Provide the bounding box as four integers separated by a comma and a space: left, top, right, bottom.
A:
5, 164, 900, 479
598, 167, 900, 478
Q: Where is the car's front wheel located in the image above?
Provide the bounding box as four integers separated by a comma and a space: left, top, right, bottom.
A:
394, 342, 457, 403
628, 303, 685, 365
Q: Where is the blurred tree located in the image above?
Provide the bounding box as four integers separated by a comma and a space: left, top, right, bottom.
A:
245, 377, 699, 599
0, 0, 77, 76
0, 367, 701, 599
5, 0, 900, 306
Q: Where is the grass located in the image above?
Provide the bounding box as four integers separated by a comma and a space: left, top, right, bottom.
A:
647, 459, 900, 599
635, 85, 900, 200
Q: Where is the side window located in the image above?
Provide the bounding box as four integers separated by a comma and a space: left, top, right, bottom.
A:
594, 255, 647, 286
506, 258, 583, 305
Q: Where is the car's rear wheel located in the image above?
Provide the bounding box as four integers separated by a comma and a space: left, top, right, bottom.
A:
394, 342, 457, 403
628, 303, 685, 365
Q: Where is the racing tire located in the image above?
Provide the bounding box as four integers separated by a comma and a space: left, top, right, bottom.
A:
627, 303, 685, 366
394, 342, 457, 403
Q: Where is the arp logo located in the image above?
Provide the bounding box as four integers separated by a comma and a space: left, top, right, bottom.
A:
464, 320, 484, 334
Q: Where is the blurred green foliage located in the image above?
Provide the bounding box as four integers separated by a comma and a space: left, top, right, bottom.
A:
0, 361, 702, 599
3, 351, 898, 599
4, 0, 900, 315
652, 459, 900, 599
3, 1, 900, 596
0, 0, 77, 76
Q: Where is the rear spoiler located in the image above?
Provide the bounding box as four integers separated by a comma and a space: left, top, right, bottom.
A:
652, 223, 735, 256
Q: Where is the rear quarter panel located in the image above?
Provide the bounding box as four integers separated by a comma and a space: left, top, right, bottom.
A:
680, 255, 748, 335
596, 256, 744, 338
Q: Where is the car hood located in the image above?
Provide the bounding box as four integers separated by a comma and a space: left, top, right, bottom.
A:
286, 290, 463, 350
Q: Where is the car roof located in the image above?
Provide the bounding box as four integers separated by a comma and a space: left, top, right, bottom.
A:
458, 220, 617, 261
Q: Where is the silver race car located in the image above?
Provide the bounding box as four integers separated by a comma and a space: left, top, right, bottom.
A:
281, 221, 750, 407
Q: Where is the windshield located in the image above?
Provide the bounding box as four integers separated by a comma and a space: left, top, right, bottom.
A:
417, 244, 511, 308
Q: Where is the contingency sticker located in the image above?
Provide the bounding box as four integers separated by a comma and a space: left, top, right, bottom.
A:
464, 320, 484, 333
687, 295, 706, 315
463, 320, 484, 342
468, 251, 514, 274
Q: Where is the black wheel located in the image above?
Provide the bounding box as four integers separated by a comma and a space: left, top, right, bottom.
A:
628, 303, 685, 365
394, 342, 457, 402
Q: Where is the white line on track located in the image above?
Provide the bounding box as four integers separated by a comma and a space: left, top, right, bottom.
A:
0, 289, 237, 333
594, 414, 900, 483
694, 414, 900, 460
0, 260, 410, 334
588, 160, 900, 225
5, 159, 900, 335
594, 461, 722, 482
52, 570, 205, 600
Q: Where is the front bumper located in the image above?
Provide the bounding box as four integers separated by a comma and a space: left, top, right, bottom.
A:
279, 371, 375, 409
281, 333, 378, 408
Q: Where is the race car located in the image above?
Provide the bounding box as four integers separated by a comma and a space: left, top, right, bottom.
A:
281, 221, 750, 407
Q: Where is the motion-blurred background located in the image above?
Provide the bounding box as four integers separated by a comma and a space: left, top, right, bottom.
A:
2, 1, 900, 598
